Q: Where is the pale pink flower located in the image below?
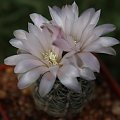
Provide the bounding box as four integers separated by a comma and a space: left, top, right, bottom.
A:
4, 21, 82, 97
49, 2, 119, 74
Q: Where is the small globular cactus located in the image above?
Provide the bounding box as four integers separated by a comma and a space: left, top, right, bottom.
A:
4, 2, 119, 118
33, 77, 95, 117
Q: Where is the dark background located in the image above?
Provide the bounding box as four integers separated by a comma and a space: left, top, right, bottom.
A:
0, 0, 120, 80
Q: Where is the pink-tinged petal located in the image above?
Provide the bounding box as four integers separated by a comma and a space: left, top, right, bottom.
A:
59, 65, 80, 79
78, 9, 100, 46
28, 24, 52, 51
64, 17, 73, 34
18, 67, 45, 89
78, 53, 100, 72
85, 37, 119, 51
72, 2, 79, 18
49, 6, 63, 27
72, 8, 95, 40
45, 24, 63, 41
78, 10, 100, 47
60, 51, 76, 65
49, 65, 59, 77
62, 5, 74, 20
13, 30, 27, 40
69, 55, 83, 68
9, 38, 25, 50
82, 34, 98, 49
39, 72, 56, 97
53, 38, 72, 52
14, 59, 44, 73
78, 25, 95, 48
79, 68, 96, 80
92, 47, 116, 55
23, 33, 44, 58
52, 6, 61, 15
58, 71, 81, 92
96, 37, 119, 47
89, 10, 101, 27
65, 55, 78, 67
66, 34, 76, 48
94, 24, 116, 36
28, 23, 41, 35
30, 13, 49, 28
28, 23, 50, 50
4, 54, 38, 65
42, 28, 53, 49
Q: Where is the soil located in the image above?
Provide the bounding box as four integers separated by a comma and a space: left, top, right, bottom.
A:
0, 67, 120, 120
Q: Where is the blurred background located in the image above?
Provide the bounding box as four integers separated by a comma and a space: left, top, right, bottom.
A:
0, 0, 120, 80
0, 0, 120, 120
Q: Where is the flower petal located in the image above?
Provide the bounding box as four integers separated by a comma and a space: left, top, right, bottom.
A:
78, 25, 95, 48
14, 59, 44, 73
84, 37, 119, 52
94, 37, 119, 47
79, 68, 96, 80
89, 10, 101, 27
4, 54, 38, 65
58, 72, 81, 92
30, 13, 49, 28
92, 47, 116, 55
13, 30, 27, 40
28, 22, 41, 35
78, 53, 100, 72
49, 65, 59, 77
64, 54, 83, 68
61, 51, 76, 65
23, 33, 44, 58
94, 24, 116, 36
73, 8, 95, 40
61, 65, 79, 77
18, 67, 44, 89
28, 23, 52, 51
9, 38, 25, 50
39, 72, 56, 97
64, 17, 73, 34
53, 38, 72, 52
58, 65, 81, 92
45, 24, 63, 41
52, 6, 61, 14
72, 2, 79, 18
49, 6, 63, 27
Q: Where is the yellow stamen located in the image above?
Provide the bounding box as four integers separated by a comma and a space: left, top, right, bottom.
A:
42, 50, 58, 66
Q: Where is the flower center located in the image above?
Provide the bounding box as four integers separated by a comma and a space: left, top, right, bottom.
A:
42, 50, 58, 66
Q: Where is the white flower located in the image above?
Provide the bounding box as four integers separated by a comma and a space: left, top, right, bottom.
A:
4, 3, 119, 97
49, 2, 119, 74
4, 21, 82, 97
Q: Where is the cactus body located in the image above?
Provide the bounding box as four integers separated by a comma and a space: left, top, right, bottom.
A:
32, 77, 95, 117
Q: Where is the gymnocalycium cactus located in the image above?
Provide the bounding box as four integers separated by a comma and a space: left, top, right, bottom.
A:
4, 2, 119, 117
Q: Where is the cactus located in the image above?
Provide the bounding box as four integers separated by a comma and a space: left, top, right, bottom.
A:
32, 77, 95, 117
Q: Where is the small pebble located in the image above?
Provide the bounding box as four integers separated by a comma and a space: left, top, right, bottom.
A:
112, 101, 120, 116
104, 117, 112, 120
0, 89, 7, 99
22, 88, 31, 96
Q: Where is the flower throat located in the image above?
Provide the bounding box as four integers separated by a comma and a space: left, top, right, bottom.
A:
42, 50, 58, 66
